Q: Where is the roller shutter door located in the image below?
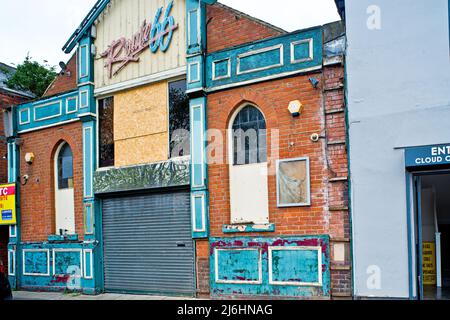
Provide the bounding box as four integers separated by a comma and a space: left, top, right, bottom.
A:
102, 190, 194, 295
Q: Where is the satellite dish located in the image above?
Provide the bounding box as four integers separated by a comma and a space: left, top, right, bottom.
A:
59, 61, 67, 71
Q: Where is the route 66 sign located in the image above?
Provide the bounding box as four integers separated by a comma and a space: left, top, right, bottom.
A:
100, 0, 178, 78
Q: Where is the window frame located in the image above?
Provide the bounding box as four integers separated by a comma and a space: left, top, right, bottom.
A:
56, 142, 74, 190
228, 104, 267, 166
276, 157, 311, 207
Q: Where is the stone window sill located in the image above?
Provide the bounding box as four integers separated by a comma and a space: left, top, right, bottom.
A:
222, 223, 275, 233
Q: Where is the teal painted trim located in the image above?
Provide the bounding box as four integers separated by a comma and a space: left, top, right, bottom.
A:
192, 190, 209, 239
84, 201, 95, 237
186, 0, 205, 55
83, 121, 95, 199
78, 36, 94, 85
187, 54, 204, 92
222, 223, 275, 233
17, 242, 99, 292
15, 90, 79, 133
405, 172, 415, 299
78, 85, 96, 115
210, 236, 331, 298
190, 97, 207, 190
8, 250, 15, 276
206, 27, 323, 90
63, 0, 110, 53
7, 142, 17, 183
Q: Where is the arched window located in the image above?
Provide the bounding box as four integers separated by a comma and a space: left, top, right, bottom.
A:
57, 143, 73, 189
231, 105, 267, 165
54, 142, 75, 235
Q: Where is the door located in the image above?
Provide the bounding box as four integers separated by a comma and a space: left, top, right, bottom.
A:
102, 190, 195, 296
54, 142, 75, 234
414, 175, 424, 299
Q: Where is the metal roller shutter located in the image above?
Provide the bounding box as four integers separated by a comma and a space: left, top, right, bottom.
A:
102, 190, 195, 296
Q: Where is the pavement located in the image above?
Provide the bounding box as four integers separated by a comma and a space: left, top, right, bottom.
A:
12, 290, 197, 300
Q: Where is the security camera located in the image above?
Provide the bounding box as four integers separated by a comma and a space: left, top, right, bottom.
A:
311, 133, 320, 142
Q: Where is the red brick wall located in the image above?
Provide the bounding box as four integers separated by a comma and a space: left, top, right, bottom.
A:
323, 63, 352, 298
206, 3, 284, 53
207, 74, 328, 237
19, 122, 84, 242
200, 66, 350, 298
43, 53, 77, 97
0, 91, 29, 109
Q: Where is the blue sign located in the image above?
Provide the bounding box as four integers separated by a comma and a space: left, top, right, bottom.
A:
405, 144, 450, 168
2, 210, 13, 221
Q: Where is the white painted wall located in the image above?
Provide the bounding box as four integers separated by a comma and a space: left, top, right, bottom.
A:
344, 0, 450, 298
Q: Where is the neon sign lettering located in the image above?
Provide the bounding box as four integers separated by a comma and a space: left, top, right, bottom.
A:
100, 0, 178, 78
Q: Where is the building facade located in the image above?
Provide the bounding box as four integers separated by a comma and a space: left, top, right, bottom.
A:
336, 0, 450, 299
6, 0, 350, 299
191, 4, 350, 298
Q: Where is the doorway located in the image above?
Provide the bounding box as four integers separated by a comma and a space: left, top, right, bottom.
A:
415, 172, 450, 300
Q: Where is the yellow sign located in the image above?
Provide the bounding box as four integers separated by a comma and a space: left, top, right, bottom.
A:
422, 242, 436, 285
0, 183, 16, 225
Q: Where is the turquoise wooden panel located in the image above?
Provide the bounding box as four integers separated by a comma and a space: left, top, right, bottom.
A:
19, 108, 30, 124
23, 250, 49, 275
66, 97, 78, 113
54, 250, 82, 276
190, 98, 206, 189
84, 250, 93, 278
206, 27, 323, 90
292, 40, 312, 62
15, 91, 79, 133
19, 243, 97, 292
84, 202, 94, 234
79, 44, 88, 78
238, 46, 282, 74
34, 101, 62, 121
78, 36, 93, 84
79, 90, 89, 109
188, 8, 199, 49
213, 59, 230, 79
193, 195, 204, 231
270, 248, 319, 284
187, 55, 204, 92
8, 251, 15, 275
192, 190, 209, 238
83, 122, 94, 198
210, 236, 330, 298
216, 249, 261, 283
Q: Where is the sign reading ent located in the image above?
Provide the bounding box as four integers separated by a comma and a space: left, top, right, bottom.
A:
405, 144, 450, 168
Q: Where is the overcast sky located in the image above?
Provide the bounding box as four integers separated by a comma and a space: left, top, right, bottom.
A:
0, 0, 340, 68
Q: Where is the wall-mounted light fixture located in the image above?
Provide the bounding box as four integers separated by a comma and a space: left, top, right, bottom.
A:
309, 77, 320, 89
25, 152, 35, 165
288, 100, 304, 117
